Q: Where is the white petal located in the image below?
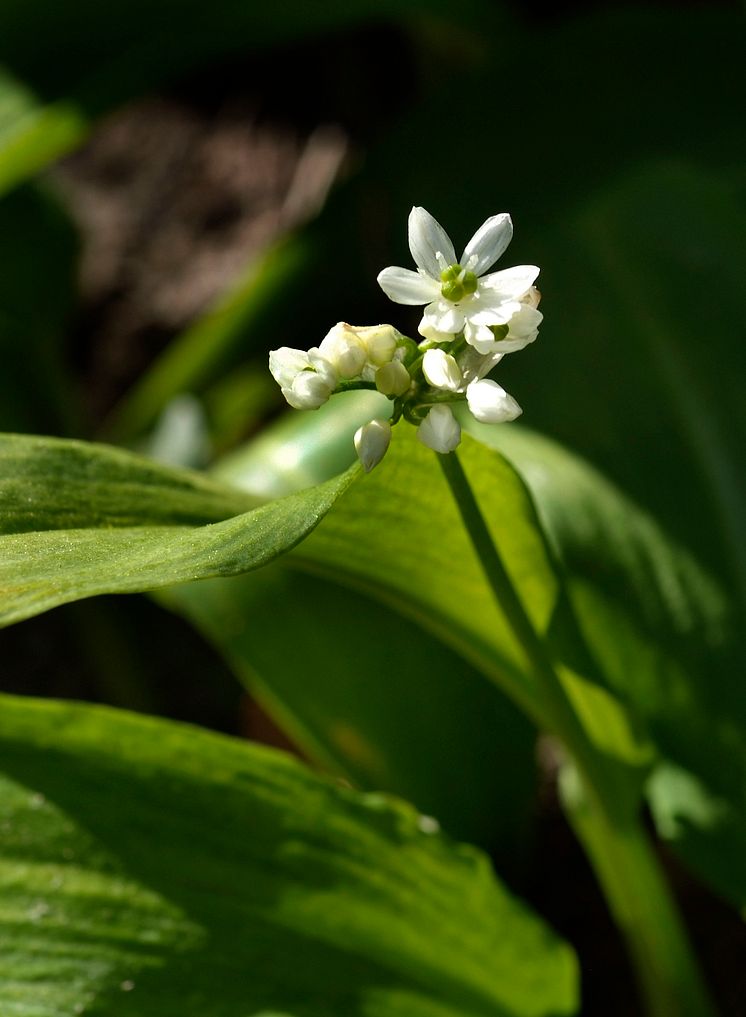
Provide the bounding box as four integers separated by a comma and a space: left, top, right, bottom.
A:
463, 319, 500, 352
422, 299, 465, 335
417, 404, 461, 453
461, 213, 513, 275
269, 347, 309, 388
354, 419, 392, 473
408, 206, 456, 278
283, 371, 334, 410
307, 348, 338, 388
479, 265, 540, 301
458, 347, 504, 384
422, 349, 463, 392
466, 379, 522, 424
377, 266, 440, 305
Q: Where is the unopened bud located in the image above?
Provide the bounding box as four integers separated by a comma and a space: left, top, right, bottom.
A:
375, 361, 411, 397
466, 379, 522, 423
417, 404, 461, 454
422, 349, 463, 392
354, 419, 392, 473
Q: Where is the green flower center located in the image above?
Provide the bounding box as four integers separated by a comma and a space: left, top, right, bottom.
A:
440, 264, 478, 302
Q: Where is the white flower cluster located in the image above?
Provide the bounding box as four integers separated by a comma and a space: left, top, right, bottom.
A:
269, 206, 541, 472
269, 322, 408, 411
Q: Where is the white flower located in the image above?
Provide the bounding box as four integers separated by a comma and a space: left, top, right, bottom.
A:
377, 206, 539, 352
417, 404, 461, 453
375, 360, 411, 397
269, 345, 337, 410
354, 419, 391, 472
422, 349, 463, 392
466, 379, 522, 423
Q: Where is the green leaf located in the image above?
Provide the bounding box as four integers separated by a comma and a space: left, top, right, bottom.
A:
0, 433, 258, 532
161, 565, 537, 854
0, 693, 578, 1016
648, 763, 746, 913
155, 395, 536, 852
273, 423, 732, 783
0, 67, 87, 198
0, 433, 357, 627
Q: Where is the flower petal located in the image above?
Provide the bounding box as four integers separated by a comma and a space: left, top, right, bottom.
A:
421, 299, 465, 334
408, 206, 456, 278
461, 213, 513, 275
377, 266, 440, 305
479, 265, 540, 301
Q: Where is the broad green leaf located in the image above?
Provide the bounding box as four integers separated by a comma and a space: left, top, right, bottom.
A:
165, 394, 537, 851
466, 422, 746, 811
0, 433, 357, 626
0, 693, 578, 1016
271, 424, 732, 785
161, 565, 537, 854
0, 433, 258, 532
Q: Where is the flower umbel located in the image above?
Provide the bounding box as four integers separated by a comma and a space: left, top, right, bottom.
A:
268, 206, 541, 470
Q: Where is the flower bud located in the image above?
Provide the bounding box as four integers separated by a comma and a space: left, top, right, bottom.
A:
417, 404, 461, 454
375, 361, 411, 397
282, 370, 335, 410
318, 323, 367, 379
357, 324, 400, 366
466, 379, 522, 423
354, 418, 392, 473
422, 349, 463, 392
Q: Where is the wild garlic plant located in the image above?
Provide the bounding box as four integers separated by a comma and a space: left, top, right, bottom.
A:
269, 206, 542, 470
269, 206, 720, 1017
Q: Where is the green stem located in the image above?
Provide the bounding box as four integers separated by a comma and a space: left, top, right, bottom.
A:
437, 449, 717, 1017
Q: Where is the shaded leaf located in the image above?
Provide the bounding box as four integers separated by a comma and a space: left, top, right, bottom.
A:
0, 693, 578, 1016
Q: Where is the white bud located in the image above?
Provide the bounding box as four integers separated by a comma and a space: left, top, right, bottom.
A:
269, 347, 310, 388
354, 419, 392, 473
417, 404, 461, 454
375, 361, 411, 397
356, 324, 400, 366
318, 323, 367, 379
466, 379, 522, 423
422, 349, 463, 392
282, 370, 335, 410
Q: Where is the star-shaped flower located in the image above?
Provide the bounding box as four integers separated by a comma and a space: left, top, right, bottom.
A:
377, 207, 539, 353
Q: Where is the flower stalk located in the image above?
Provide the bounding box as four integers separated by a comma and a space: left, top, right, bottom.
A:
437, 449, 718, 1017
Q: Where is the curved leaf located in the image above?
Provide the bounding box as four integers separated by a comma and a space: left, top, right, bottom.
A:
0, 693, 578, 1017
0, 433, 357, 626
0, 432, 258, 532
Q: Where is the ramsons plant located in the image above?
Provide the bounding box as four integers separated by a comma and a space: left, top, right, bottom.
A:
0, 198, 743, 1017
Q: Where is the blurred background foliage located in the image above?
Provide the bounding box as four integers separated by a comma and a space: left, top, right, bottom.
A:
1, 0, 744, 1012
